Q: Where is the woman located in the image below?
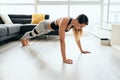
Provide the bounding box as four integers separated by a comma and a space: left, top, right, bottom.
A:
20, 14, 91, 64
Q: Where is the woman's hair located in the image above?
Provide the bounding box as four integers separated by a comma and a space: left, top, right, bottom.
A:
73, 14, 88, 41
73, 28, 83, 41
77, 14, 89, 25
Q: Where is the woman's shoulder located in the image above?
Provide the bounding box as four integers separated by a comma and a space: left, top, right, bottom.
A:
57, 17, 69, 21
58, 17, 70, 23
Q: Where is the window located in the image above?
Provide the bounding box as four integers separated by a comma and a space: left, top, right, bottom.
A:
0, 0, 34, 14
102, 0, 120, 30
39, 0, 100, 1
110, 0, 120, 2
0, 0, 34, 4
38, 5, 68, 20
107, 0, 120, 23
0, 5, 34, 14
70, 0, 100, 1
39, 0, 68, 1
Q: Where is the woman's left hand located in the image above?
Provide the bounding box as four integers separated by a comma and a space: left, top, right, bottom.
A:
81, 50, 91, 54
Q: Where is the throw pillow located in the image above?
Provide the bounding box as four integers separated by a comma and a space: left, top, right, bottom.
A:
0, 14, 13, 24
31, 14, 45, 24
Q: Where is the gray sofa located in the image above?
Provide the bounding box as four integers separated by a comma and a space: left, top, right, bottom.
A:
0, 14, 59, 42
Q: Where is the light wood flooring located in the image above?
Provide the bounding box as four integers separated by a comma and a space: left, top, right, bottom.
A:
0, 34, 120, 80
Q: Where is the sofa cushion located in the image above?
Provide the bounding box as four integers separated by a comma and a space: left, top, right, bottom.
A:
31, 14, 45, 24
0, 25, 7, 37
5, 24, 22, 35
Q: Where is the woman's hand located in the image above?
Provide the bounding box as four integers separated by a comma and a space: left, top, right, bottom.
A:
63, 59, 73, 64
81, 50, 91, 54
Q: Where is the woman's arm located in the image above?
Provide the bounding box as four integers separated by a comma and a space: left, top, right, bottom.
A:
76, 39, 91, 53
59, 28, 66, 60
76, 39, 83, 52
59, 18, 73, 64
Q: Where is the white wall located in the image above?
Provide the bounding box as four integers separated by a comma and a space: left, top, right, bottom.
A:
110, 24, 120, 50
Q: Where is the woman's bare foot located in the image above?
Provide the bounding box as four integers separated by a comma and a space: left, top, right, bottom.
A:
26, 40, 29, 45
20, 39, 29, 46
63, 59, 73, 64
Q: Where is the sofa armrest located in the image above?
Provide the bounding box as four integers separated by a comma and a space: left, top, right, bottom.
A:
0, 17, 4, 24
45, 14, 49, 19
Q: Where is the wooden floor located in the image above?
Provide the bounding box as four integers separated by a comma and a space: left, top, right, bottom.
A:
0, 34, 120, 80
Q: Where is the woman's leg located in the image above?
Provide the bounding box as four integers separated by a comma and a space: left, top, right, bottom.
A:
20, 20, 51, 46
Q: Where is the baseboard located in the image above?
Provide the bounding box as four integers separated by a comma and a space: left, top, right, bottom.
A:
111, 45, 120, 51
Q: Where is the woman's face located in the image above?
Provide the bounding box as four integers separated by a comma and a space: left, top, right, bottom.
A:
74, 22, 86, 31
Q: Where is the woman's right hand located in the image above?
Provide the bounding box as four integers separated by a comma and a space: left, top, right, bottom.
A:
63, 59, 73, 64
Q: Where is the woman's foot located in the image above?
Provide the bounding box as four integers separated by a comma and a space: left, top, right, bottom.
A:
20, 39, 29, 46
63, 59, 73, 64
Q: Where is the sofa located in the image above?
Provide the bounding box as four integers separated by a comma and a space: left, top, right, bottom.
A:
0, 14, 59, 42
